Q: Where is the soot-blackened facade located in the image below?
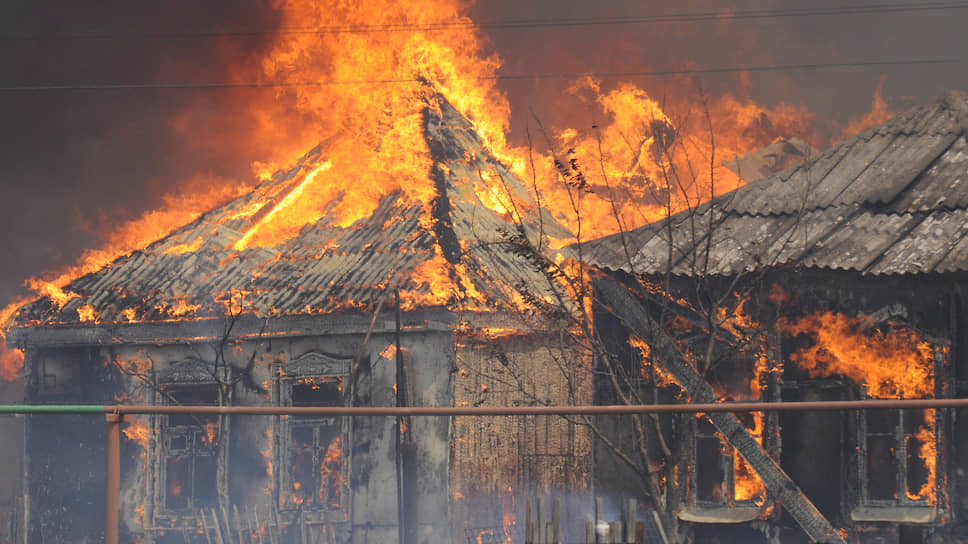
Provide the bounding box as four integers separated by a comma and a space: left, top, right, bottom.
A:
5, 92, 590, 544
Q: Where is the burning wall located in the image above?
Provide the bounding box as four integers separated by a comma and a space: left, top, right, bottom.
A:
590, 271, 955, 542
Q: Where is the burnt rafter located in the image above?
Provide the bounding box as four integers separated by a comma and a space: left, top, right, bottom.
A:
594, 276, 846, 544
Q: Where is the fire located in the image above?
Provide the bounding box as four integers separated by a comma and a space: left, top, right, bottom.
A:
203, 421, 218, 445
319, 436, 342, 507
911, 410, 937, 500
122, 417, 151, 449
782, 312, 935, 399
0, 0, 900, 387
783, 311, 937, 502
261, 427, 274, 496
233, 161, 334, 250
719, 301, 768, 503
157, 299, 202, 319
501, 486, 516, 544
838, 76, 895, 142
732, 356, 768, 503
77, 305, 98, 323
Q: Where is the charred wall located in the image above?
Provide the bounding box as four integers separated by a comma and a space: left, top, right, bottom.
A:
23, 346, 122, 544
20, 318, 457, 544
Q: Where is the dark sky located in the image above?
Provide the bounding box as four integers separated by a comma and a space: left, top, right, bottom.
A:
0, 0, 966, 306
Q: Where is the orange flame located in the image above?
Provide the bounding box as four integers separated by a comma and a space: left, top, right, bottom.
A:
783, 311, 937, 502
319, 436, 342, 507
838, 76, 895, 142
719, 301, 767, 503
0, 0, 898, 386
782, 312, 934, 399
501, 487, 516, 544
122, 417, 151, 449
909, 410, 937, 501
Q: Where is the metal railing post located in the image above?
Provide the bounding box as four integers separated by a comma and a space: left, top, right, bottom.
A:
105, 412, 122, 544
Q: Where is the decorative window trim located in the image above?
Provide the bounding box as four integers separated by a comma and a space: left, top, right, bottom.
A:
148, 380, 224, 524
270, 351, 352, 524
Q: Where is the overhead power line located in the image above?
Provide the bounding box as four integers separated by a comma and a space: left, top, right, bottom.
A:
4, 1, 968, 41
0, 59, 958, 93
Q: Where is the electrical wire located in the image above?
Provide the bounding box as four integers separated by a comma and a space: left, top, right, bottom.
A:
3, 1, 968, 40
0, 59, 957, 93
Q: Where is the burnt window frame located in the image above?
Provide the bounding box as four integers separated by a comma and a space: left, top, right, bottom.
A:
156, 382, 222, 513
676, 328, 779, 524
684, 414, 768, 511
270, 352, 351, 518
856, 405, 936, 507
848, 341, 947, 522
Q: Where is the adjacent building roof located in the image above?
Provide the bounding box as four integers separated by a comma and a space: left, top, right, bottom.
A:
582, 91, 968, 277
9, 94, 570, 330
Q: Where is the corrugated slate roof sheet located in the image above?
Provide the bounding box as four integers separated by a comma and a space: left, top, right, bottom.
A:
582, 90, 968, 276
10, 95, 570, 328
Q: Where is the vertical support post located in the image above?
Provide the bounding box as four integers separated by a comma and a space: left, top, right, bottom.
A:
624, 499, 636, 544
594, 497, 603, 544
525, 499, 533, 544
552, 498, 562, 544
105, 412, 122, 544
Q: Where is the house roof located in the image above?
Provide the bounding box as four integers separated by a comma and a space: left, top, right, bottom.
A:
9, 93, 570, 331
581, 90, 968, 277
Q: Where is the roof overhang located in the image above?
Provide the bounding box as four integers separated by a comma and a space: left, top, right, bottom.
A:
5, 309, 554, 349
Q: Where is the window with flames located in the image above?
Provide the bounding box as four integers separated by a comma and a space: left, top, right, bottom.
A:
685, 345, 770, 511
275, 375, 346, 510
857, 406, 938, 507
691, 415, 766, 508
161, 385, 220, 511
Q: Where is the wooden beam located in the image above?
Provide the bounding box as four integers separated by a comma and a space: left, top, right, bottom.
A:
594, 277, 845, 544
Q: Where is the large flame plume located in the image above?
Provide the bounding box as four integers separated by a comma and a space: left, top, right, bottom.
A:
2, 0, 895, 381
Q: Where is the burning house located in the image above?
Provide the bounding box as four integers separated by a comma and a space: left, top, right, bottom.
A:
582, 90, 968, 543
3, 90, 590, 544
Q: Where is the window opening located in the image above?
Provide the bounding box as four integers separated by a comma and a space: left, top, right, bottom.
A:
162, 385, 219, 511
283, 377, 344, 509
860, 407, 936, 506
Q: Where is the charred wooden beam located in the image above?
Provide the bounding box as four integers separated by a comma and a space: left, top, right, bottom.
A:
594, 277, 845, 544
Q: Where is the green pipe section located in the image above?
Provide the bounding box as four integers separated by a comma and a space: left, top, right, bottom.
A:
0, 405, 106, 414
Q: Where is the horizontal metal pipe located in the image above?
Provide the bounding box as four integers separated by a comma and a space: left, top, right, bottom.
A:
0, 404, 106, 414
1, 398, 968, 416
